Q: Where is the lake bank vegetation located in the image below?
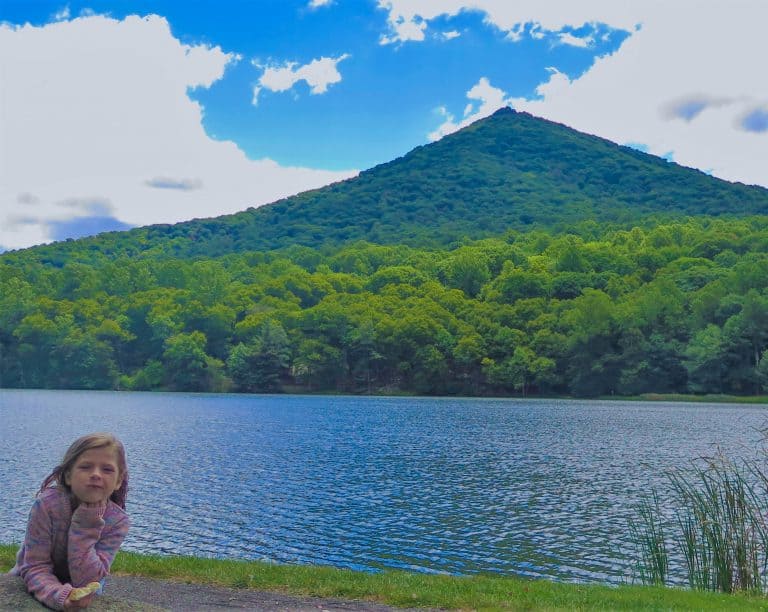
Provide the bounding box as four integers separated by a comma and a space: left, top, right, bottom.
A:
632, 444, 768, 595
1, 544, 766, 610
2, 216, 768, 397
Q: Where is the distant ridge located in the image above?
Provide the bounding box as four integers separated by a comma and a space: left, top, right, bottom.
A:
5, 107, 768, 265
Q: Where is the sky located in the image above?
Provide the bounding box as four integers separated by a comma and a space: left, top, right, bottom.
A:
1, 1, 767, 252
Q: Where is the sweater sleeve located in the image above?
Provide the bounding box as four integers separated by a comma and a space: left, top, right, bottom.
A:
67, 503, 130, 587
16, 497, 73, 611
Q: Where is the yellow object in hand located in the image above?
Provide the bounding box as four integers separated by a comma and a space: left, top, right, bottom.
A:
69, 581, 101, 601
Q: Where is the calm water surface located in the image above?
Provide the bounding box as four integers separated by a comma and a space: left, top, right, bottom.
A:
1, 390, 766, 584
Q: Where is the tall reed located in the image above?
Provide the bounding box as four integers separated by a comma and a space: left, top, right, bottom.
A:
629, 490, 669, 585
632, 451, 768, 593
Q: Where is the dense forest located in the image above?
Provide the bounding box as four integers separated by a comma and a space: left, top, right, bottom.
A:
3, 108, 768, 397
2, 217, 768, 396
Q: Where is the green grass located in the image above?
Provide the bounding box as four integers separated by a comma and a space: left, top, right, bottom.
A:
604, 393, 768, 404
3, 544, 768, 610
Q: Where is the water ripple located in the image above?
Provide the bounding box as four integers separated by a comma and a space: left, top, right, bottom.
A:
1, 390, 766, 585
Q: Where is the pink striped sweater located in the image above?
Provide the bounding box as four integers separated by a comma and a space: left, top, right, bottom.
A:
10, 486, 130, 610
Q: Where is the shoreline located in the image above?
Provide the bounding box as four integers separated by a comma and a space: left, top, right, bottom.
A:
2, 387, 768, 405
1, 545, 766, 610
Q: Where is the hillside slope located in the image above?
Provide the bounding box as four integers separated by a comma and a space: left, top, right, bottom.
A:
5, 107, 768, 265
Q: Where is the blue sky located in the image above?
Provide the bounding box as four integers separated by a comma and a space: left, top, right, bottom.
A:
1, 1, 767, 250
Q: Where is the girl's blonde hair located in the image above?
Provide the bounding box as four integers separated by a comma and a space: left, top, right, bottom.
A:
39, 432, 129, 509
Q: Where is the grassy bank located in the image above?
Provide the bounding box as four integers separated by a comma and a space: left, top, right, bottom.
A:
2, 545, 767, 610
602, 393, 768, 404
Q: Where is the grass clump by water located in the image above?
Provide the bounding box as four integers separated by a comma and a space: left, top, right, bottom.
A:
2, 544, 767, 609
631, 449, 768, 594
629, 491, 669, 586
606, 393, 768, 404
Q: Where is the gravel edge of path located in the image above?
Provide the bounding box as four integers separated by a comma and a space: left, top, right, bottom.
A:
2, 573, 439, 611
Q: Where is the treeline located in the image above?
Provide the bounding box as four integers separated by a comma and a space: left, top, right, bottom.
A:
2, 216, 768, 397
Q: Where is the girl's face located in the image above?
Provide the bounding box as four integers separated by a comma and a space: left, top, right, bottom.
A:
64, 446, 123, 506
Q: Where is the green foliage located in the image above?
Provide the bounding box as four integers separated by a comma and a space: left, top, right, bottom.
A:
3, 109, 768, 396
629, 491, 669, 586
4, 544, 767, 611
4, 217, 768, 396
6, 108, 768, 266
162, 331, 225, 392
227, 320, 290, 392
632, 451, 768, 594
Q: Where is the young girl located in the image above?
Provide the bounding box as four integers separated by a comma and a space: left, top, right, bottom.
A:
10, 433, 131, 610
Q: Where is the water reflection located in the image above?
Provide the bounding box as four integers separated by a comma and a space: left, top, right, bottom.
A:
1, 390, 765, 584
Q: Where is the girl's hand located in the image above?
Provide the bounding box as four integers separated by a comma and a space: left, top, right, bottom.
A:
63, 592, 95, 609
64, 581, 101, 609
80, 501, 106, 509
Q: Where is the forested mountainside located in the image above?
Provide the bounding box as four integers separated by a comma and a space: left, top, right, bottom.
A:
3, 218, 768, 397
4, 107, 768, 267
2, 109, 768, 397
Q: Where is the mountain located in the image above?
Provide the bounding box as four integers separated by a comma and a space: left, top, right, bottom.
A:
5, 107, 768, 266
4, 108, 768, 398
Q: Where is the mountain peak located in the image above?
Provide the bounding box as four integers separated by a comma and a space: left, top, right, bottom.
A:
5, 110, 768, 264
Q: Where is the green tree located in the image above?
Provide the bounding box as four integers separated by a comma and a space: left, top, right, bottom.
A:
443, 250, 491, 297
227, 320, 290, 392
163, 331, 213, 391
291, 338, 344, 391
684, 325, 727, 393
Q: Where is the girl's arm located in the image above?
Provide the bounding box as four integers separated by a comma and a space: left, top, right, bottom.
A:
67, 502, 130, 587
16, 497, 74, 611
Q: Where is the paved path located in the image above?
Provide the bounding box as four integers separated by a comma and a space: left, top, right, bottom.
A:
1, 574, 427, 611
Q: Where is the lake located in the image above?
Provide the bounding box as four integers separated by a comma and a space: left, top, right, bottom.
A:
1, 390, 766, 584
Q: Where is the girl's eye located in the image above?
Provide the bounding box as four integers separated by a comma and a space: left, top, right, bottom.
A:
103, 467, 115, 473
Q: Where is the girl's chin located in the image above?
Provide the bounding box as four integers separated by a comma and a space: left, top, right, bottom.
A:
75, 492, 108, 504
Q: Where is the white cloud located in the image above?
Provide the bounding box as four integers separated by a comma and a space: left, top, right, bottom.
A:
52, 6, 71, 21
253, 54, 350, 105
308, 0, 334, 8
442, 30, 461, 40
504, 1, 768, 187
0, 15, 355, 250
390, 1, 768, 188
379, 13, 426, 44
377, 1, 641, 45
429, 77, 510, 141
557, 31, 593, 48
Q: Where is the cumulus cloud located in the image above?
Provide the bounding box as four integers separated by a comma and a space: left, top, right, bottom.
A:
52, 6, 71, 21
252, 54, 350, 105
308, 0, 334, 8
376, 1, 640, 45
0, 15, 355, 250
429, 77, 511, 141
379, 13, 427, 44
403, 1, 768, 188
504, 1, 768, 187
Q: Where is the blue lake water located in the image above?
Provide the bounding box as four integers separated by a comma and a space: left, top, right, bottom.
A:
1, 389, 766, 584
